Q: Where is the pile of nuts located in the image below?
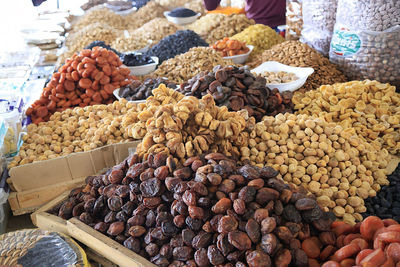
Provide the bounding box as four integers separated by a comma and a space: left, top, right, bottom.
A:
150, 47, 230, 84
70, 7, 127, 33
65, 23, 121, 59
178, 65, 294, 121
26, 47, 133, 124
122, 1, 166, 31
111, 18, 178, 52
258, 71, 299, 84
118, 78, 177, 101
326, 216, 400, 266
187, 13, 226, 38
293, 80, 400, 155
241, 112, 389, 224
248, 41, 347, 92
231, 24, 285, 60
9, 99, 135, 168
211, 38, 249, 57
52, 151, 338, 267
206, 14, 255, 44
363, 165, 400, 221
183, 0, 205, 15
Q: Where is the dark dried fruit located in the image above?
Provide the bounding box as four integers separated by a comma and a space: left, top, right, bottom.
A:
228, 231, 251, 251
245, 219, 261, 243
207, 245, 224, 265
107, 221, 125, 236
246, 250, 271, 267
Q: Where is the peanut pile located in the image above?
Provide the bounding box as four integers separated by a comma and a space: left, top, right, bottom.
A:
248, 41, 347, 92
293, 80, 400, 155
231, 24, 285, 60
9, 100, 135, 168
241, 112, 389, 224
65, 23, 121, 60
111, 18, 179, 52
150, 47, 231, 84
206, 14, 255, 44
187, 13, 226, 38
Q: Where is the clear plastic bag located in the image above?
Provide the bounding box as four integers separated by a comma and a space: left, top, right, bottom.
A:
285, 0, 303, 40
335, 0, 400, 32
300, 0, 337, 56
329, 25, 400, 87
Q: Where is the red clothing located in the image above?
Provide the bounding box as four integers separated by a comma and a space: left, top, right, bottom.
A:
203, 0, 286, 28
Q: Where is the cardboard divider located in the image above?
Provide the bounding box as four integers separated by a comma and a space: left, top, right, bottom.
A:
9, 141, 140, 192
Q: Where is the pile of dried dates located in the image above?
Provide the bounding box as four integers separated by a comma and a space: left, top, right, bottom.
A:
178, 65, 294, 121
51, 152, 338, 266
118, 78, 177, 101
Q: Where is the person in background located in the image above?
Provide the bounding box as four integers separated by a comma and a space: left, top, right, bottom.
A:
203, 0, 286, 29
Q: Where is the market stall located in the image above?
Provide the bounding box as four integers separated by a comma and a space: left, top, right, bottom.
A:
0, 0, 399, 266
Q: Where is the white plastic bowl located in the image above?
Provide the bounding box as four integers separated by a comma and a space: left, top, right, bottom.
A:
164, 11, 201, 25
251, 61, 314, 92
223, 45, 254, 64
127, 56, 159, 76
113, 88, 146, 104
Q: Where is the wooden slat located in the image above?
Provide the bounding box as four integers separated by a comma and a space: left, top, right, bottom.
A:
34, 212, 68, 234
67, 218, 155, 267
86, 247, 118, 267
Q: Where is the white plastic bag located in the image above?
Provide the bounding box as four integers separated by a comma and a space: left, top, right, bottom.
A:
300, 0, 337, 56
329, 0, 400, 86
286, 0, 303, 40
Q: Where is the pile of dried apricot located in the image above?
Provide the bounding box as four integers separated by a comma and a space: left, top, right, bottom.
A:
27, 47, 134, 124
322, 216, 400, 266
211, 37, 249, 57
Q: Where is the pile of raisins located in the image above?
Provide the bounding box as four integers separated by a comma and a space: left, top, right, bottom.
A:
145, 30, 208, 64
363, 165, 400, 221
53, 152, 338, 267
118, 78, 177, 101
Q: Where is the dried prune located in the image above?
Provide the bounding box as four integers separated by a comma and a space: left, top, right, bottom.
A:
192, 232, 213, 249
246, 219, 261, 243
246, 250, 271, 267
140, 178, 162, 197
207, 245, 224, 265
282, 204, 302, 223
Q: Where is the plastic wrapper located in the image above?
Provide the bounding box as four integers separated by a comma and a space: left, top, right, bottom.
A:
329, 25, 400, 87
285, 0, 302, 40
300, 0, 337, 56
0, 229, 88, 267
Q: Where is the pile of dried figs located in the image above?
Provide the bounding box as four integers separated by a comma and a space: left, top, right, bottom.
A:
178, 65, 294, 121
52, 152, 338, 266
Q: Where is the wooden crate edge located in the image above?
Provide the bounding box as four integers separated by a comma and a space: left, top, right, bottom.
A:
31, 191, 70, 226
67, 218, 155, 267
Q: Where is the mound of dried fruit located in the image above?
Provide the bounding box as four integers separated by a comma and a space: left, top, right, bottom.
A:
293, 80, 400, 155
248, 40, 347, 92
52, 151, 338, 266
241, 112, 389, 224
323, 216, 400, 267
211, 38, 249, 57
149, 47, 230, 84
178, 65, 294, 121
26, 47, 133, 123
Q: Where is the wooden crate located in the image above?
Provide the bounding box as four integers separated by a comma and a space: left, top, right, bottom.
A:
9, 178, 85, 216
31, 190, 155, 267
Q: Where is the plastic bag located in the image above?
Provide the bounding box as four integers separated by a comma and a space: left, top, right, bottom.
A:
329, 0, 400, 86
0, 229, 88, 267
285, 0, 303, 40
334, 0, 400, 32
329, 25, 400, 87
300, 0, 337, 56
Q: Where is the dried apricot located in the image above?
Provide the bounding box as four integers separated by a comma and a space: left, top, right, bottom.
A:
333, 243, 360, 262
360, 248, 386, 266
340, 258, 355, 267
386, 243, 400, 263
321, 260, 340, 267
332, 224, 353, 237
302, 238, 320, 258
343, 233, 362, 245
350, 238, 369, 250
356, 249, 373, 266
360, 216, 384, 240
